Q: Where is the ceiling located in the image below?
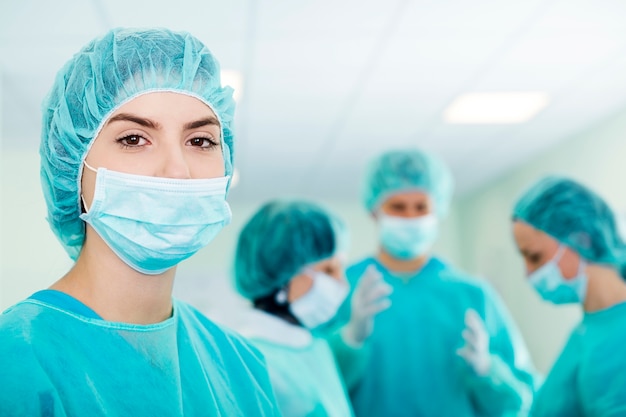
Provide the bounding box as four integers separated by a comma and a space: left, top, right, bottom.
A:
2, 0, 626, 203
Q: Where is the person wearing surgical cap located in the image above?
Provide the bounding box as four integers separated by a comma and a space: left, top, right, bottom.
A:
512, 175, 626, 416
0, 28, 279, 416
333, 149, 538, 417
234, 200, 391, 417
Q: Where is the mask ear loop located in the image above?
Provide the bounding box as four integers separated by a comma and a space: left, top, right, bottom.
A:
83, 160, 98, 172
80, 160, 99, 213
552, 245, 566, 263
276, 274, 297, 304
276, 268, 318, 304
275, 287, 288, 305
575, 253, 587, 276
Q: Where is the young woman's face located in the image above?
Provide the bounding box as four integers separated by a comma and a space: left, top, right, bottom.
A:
287, 254, 346, 302
81, 92, 224, 206
512, 221, 580, 279
378, 191, 433, 218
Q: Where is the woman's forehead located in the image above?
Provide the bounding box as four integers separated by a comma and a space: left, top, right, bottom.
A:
110, 91, 218, 118
513, 221, 556, 248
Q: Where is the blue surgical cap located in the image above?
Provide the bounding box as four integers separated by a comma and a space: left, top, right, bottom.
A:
363, 149, 454, 217
235, 200, 347, 300
40, 28, 236, 260
513, 176, 626, 273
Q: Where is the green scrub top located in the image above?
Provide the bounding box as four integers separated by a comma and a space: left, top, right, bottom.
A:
0, 298, 280, 416
531, 301, 626, 416
336, 256, 538, 417
239, 309, 354, 417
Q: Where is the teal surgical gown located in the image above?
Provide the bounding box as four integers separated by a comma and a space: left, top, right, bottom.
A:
0, 297, 280, 416
239, 309, 354, 417
334, 256, 538, 417
531, 301, 626, 416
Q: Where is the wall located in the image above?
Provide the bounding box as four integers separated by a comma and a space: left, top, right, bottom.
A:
0, 150, 73, 308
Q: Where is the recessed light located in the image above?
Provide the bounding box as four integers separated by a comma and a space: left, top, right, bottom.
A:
443, 92, 549, 124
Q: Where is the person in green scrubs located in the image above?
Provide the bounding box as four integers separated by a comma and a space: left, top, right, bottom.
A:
512, 175, 626, 416
0, 28, 279, 416
234, 200, 391, 417
334, 148, 538, 417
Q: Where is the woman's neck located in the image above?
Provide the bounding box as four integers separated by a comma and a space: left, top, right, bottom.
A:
583, 264, 626, 313
51, 234, 175, 324
377, 249, 430, 274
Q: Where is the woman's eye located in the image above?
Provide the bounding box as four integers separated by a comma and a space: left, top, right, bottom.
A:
117, 134, 147, 147
188, 137, 218, 149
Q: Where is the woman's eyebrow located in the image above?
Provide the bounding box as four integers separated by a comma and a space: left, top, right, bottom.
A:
184, 117, 220, 130
107, 113, 161, 129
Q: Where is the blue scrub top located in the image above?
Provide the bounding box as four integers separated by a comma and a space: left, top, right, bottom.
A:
335, 256, 538, 417
531, 301, 626, 416
0, 296, 280, 416
29, 290, 101, 319
239, 309, 354, 417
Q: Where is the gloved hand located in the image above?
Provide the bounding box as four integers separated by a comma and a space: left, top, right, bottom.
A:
457, 309, 491, 376
342, 265, 393, 346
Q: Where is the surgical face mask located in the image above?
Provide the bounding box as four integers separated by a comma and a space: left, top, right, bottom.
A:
378, 213, 439, 260
289, 270, 349, 330
80, 163, 232, 274
528, 245, 588, 305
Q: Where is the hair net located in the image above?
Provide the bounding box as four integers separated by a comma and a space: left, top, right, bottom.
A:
513, 175, 626, 276
235, 200, 347, 300
363, 149, 454, 217
40, 27, 236, 260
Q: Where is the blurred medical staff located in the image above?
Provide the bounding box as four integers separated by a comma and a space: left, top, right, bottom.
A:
334, 149, 538, 417
512, 176, 626, 416
0, 28, 279, 416
235, 200, 391, 417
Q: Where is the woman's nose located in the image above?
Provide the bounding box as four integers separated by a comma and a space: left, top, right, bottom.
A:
157, 144, 192, 179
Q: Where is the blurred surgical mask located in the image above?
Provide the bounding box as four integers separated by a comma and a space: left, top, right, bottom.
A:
80, 162, 231, 274
289, 270, 349, 329
378, 213, 439, 260
528, 245, 588, 305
